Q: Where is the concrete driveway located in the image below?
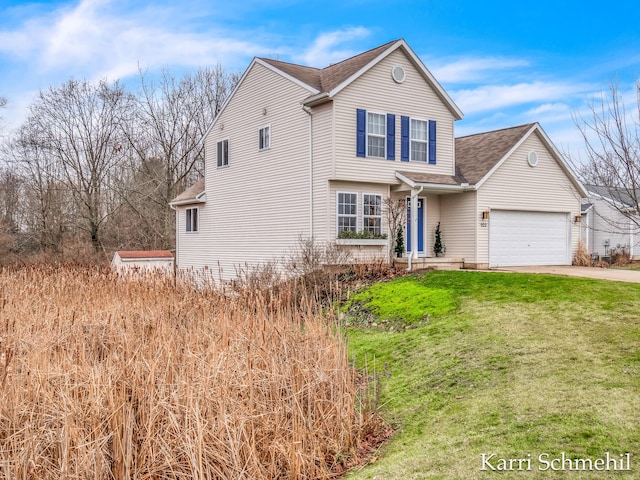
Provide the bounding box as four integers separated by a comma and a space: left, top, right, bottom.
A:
495, 265, 640, 283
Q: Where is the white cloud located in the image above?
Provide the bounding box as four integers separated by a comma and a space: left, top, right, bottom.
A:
295, 27, 371, 67
428, 56, 530, 84
450, 82, 587, 115
525, 103, 571, 116
0, 0, 261, 81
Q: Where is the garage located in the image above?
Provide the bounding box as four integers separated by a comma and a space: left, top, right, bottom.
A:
489, 210, 570, 267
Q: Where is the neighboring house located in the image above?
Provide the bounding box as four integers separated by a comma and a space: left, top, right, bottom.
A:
111, 250, 175, 275
581, 186, 640, 259
170, 39, 587, 280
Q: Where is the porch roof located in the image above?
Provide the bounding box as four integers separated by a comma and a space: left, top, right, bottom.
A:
169, 178, 206, 206
395, 170, 473, 192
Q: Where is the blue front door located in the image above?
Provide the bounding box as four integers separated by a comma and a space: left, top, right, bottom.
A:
406, 198, 424, 254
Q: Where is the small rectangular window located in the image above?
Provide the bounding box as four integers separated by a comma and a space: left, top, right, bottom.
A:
337, 192, 357, 234
367, 112, 386, 158
217, 139, 229, 167
363, 194, 382, 236
410, 119, 428, 162
186, 207, 198, 233
259, 126, 270, 150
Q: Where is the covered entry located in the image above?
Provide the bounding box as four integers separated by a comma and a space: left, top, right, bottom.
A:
406, 197, 425, 254
489, 210, 570, 267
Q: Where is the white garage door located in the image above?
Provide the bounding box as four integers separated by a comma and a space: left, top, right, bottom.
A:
490, 211, 570, 267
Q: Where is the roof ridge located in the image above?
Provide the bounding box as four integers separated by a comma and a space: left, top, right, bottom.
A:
320, 38, 400, 71
456, 122, 536, 140
258, 39, 402, 94
258, 57, 321, 71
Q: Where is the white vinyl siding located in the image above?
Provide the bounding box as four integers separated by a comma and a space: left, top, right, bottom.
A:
367, 112, 385, 158
179, 62, 313, 280
410, 118, 428, 162
439, 192, 476, 261
333, 48, 456, 183
309, 102, 333, 240
586, 197, 640, 258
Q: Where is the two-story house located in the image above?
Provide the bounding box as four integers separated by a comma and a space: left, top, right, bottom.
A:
170, 39, 587, 280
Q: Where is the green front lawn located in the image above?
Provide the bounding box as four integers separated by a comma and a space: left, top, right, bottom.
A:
345, 271, 640, 479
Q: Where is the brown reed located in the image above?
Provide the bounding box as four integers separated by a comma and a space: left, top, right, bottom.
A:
0, 264, 380, 479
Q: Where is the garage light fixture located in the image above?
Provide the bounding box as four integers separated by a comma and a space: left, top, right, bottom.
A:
482, 211, 490, 220
574, 215, 582, 223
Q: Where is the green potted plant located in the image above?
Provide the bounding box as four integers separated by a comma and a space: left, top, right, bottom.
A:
394, 225, 404, 258
434, 222, 444, 257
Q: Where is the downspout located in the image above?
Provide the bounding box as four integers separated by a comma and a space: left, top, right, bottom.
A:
169, 203, 178, 283
408, 185, 424, 271
629, 219, 633, 258
302, 105, 313, 237
584, 210, 591, 254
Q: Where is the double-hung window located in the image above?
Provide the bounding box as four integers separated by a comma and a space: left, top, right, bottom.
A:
363, 194, 382, 236
259, 125, 270, 150
367, 112, 386, 158
186, 207, 198, 233
217, 139, 229, 167
410, 119, 428, 162
337, 192, 357, 234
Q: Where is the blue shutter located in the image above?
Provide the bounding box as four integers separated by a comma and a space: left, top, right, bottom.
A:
386, 114, 395, 160
428, 120, 437, 164
401, 116, 409, 162
356, 109, 366, 157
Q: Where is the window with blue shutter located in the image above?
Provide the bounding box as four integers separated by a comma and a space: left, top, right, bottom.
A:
428, 120, 436, 164
386, 114, 395, 160
400, 116, 410, 162
356, 109, 366, 157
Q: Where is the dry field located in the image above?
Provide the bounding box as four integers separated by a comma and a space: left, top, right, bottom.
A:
0, 264, 377, 479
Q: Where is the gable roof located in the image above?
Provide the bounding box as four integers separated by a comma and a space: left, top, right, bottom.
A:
455, 123, 536, 185
586, 185, 640, 210
116, 250, 174, 260
169, 178, 205, 206
258, 39, 463, 119
398, 123, 587, 196
259, 40, 396, 94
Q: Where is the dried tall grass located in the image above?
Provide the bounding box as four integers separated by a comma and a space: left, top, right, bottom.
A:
0, 264, 379, 479
572, 240, 591, 266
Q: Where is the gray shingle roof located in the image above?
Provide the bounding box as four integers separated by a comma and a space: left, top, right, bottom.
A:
397, 170, 467, 186
259, 40, 398, 93
586, 185, 639, 209
170, 178, 205, 205
454, 123, 536, 185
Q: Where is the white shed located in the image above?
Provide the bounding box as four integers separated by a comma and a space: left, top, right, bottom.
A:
111, 250, 175, 276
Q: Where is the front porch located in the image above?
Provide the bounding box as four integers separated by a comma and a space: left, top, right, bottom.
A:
395, 256, 464, 271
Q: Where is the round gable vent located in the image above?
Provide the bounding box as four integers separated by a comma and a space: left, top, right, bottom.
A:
528, 151, 539, 167
391, 65, 406, 84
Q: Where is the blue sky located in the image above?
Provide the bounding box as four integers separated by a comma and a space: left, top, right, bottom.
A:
1, 0, 639, 158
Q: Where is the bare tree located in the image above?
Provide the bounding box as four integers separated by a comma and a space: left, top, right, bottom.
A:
122, 65, 238, 248
573, 81, 640, 227
8, 119, 73, 252
20, 79, 133, 251
0, 167, 21, 261
0, 96, 6, 134
384, 197, 406, 265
